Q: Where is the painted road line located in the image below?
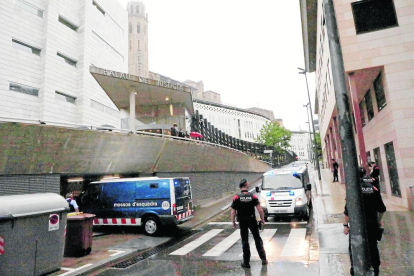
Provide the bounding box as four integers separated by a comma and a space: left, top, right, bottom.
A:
203, 230, 241, 257
208, 222, 307, 225
108, 249, 126, 256
170, 229, 224, 256
281, 229, 307, 257
60, 264, 93, 276
240, 229, 277, 256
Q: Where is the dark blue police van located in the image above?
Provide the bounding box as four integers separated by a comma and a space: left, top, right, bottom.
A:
80, 177, 194, 235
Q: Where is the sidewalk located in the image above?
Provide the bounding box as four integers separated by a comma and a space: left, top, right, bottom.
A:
314, 167, 414, 276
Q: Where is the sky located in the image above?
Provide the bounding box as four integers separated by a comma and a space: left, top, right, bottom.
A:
118, 0, 316, 131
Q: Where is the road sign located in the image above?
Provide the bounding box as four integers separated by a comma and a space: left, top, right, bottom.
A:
49, 214, 60, 231
264, 150, 273, 153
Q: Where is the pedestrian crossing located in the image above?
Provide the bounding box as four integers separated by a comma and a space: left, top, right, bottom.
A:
169, 227, 308, 259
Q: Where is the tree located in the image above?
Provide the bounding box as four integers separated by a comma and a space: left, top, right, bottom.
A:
256, 122, 292, 154
313, 132, 322, 160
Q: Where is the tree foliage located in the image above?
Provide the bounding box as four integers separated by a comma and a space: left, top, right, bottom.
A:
313, 132, 322, 160
256, 122, 292, 154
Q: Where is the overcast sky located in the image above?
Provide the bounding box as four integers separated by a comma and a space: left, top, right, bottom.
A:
118, 0, 316, 131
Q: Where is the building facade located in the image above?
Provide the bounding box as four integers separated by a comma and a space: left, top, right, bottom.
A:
127, 0, 149, 77
0, 0, 128, 127
288, 131, 312, 161
301, 0, 414, 209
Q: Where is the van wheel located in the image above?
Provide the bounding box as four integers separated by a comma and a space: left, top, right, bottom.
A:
143, 216, 160, 236
302, 205, 310, 221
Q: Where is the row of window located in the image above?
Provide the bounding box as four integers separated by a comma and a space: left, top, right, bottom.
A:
8, 82, 120, 118
12, 38, 77, 67
16, 0, 43, 18
359, 73, 386, 126
129, 23, 147, 35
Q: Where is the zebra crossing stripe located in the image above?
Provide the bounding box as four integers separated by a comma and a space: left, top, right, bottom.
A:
203, 230, 240, 257
281, 229, 307, 256
239, 229, 277, 257
170, 229, 224, 256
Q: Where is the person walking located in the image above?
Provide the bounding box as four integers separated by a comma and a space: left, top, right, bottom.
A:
231, 179, 268, 269
369, 161, 381, 191
332, 159, 339, 182
343, 167, 386, 276
66, 193, 80, 212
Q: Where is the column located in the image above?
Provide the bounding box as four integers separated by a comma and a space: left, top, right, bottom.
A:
129, 91, 136, 131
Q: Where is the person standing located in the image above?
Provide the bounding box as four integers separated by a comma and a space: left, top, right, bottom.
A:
343, 167, 386, 276
369, 161, 381, 191
231, 179, 268, 269
66, 193, 80, 212
332, 159, 339, 182
170, 123, 178, 137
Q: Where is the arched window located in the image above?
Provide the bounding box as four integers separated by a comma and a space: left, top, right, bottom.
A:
130, 5, 133, 14
137, 24, 140, 33
136, 5, 139, 13
129, 23, 132, 33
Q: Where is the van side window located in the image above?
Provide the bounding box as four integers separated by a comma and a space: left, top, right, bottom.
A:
150, 183, 158, 189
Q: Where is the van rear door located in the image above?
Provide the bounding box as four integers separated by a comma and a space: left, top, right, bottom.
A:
173, 178, 193, 220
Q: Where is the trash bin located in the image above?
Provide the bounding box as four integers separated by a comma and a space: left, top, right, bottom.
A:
64, 213, 96, 257
0, 193, 69, 276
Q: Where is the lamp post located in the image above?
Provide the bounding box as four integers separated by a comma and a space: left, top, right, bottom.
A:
298, 67, 321, 180
304, 103, 313, 163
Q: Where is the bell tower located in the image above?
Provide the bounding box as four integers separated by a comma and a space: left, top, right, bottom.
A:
127, 1, 149, 77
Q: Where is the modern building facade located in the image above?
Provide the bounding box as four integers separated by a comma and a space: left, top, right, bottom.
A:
0, 0, 128, 127
288, 131, 311, 161
127, 0, 149, 77
301, 0, 414, 209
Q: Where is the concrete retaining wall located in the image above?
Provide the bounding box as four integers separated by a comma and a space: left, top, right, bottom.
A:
0, 123, 270, 175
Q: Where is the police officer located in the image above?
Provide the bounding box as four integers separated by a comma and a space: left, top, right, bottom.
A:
343, 167, 386, 276
231, 179, 268, 269
369, 161, 381, 191
66, 192, 80, 212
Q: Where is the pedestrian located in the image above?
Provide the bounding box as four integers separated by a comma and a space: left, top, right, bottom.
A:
343, 167, 386, 276
66, 192, 80, 212
231, 179, 268, 269
170, 123, 178, 137
332, 159, 339, 182
369, 161, 380, 191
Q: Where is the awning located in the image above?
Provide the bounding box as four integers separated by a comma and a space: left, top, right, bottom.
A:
90, 66, 194, 116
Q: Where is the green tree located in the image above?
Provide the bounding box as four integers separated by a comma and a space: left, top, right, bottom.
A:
256, 122, 292, 154
313, 132, 322, 160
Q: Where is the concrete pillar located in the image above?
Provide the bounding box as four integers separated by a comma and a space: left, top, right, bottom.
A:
348, 73, 368, 170
129, 91, 136, 131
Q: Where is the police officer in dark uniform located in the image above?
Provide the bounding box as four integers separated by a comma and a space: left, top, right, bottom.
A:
231, 179, 268, 269
343, 167, 386, 276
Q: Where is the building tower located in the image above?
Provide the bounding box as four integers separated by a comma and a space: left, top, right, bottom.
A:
127, 1, 149, 77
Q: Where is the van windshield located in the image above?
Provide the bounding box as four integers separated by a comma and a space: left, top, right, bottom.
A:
262, 174, 302, 190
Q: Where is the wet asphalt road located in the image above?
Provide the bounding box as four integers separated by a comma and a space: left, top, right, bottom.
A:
96, 209, 319, 276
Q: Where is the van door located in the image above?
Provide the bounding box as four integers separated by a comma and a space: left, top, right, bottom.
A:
172, 178, 192, 219
135, 180, 171, 218
101, 182, 136, 218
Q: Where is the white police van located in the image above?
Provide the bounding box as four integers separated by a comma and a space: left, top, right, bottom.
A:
256, 163, 312, 221
80, 177, 194, 236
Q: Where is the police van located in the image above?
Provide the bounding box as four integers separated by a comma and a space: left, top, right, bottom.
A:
80, 177, 194, 235
256, 163, 312, 221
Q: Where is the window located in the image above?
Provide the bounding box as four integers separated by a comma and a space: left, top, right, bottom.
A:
373, 73, 387, 112
129, 40, 131, 50
136, 5, 139, 13
91, 100, 120, 118
137, 24, 140, 33
384, 141, 401, 197
12, 39, 40, 56
55, 91, 76, 104
359, 101, 366, 127
129, 23, 132, 33
352, 0, 398, 34
57, 52, 77, 67
92, 31, 124, 62
58, 16, 78, 31
93, 1, 105, 15
365, 90, 374, 121
130, 5, 133, 14
15, 0, 43, 18
9, 82, 39, 96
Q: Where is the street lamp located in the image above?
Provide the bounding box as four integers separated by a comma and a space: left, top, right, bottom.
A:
304, 103, 313, 162
298, 67, 321, 180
